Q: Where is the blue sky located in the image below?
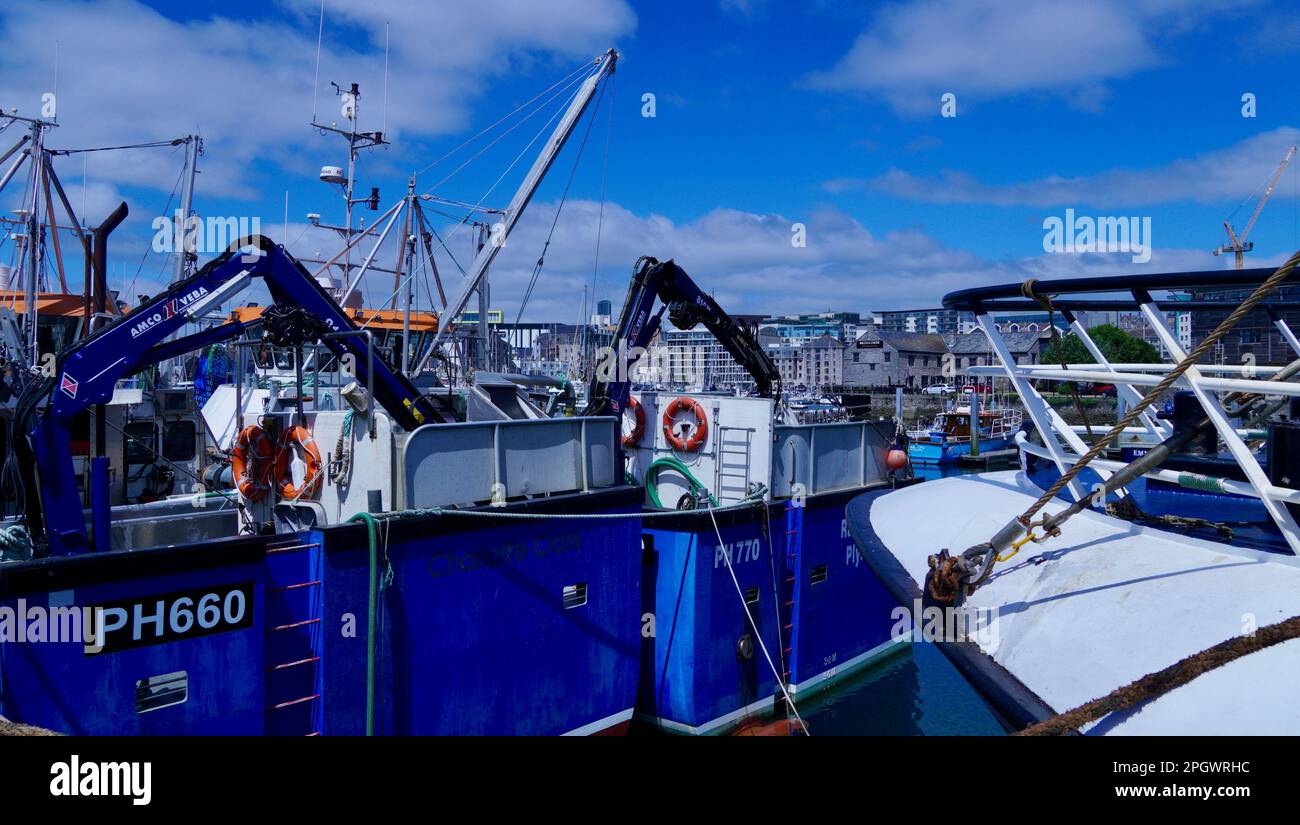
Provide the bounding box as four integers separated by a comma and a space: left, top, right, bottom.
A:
3, 0, 1299, 320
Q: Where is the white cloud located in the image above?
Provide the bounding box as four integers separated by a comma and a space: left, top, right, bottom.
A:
807, 0, 1242, 113
828, 127, 1300, 208
0, 0, 634, 202
323, 199, 1227, 321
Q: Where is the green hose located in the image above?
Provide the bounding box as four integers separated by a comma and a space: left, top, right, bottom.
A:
645, 456, 718, 509
347, 511, 380, 736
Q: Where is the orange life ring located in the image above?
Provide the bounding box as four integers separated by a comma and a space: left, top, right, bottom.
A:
622, 396, 646, 447
662, 396, 708, 452
231, 424, 274, 501
274, 424, 324, 500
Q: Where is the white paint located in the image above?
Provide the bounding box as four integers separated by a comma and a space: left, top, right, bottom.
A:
870, 471, 1300, 734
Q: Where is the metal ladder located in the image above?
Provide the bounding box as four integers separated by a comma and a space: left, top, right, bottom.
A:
713, 425, 755, 502
263, 539, 325, 736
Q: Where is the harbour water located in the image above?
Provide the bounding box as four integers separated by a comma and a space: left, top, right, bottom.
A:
803, 642, 1007, 736
798, 458, 1010, 735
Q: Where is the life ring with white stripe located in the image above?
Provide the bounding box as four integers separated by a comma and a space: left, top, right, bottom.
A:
231, 424, 274, 501
275, 424, 323, 500
622, 396, 647, 447
662, 396, 708, 452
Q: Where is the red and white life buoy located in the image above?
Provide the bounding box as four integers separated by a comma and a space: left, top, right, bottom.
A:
231, 424, 274, 501
274, 424, 323, 500
622, 396, 646, 447
662, 396, 708, 452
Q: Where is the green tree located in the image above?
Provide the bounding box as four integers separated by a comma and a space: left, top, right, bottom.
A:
1040, 323, 1161, 365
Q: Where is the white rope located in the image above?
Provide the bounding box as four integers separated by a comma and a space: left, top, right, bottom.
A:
705, 504, 810, 736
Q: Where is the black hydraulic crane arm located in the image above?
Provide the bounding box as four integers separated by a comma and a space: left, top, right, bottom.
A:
586, 256, 780, 418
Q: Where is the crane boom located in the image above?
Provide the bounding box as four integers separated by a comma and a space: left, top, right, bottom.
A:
1216, 145, 1297, 269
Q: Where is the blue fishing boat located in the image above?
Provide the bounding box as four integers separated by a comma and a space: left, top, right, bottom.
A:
907, 396, 1022, 464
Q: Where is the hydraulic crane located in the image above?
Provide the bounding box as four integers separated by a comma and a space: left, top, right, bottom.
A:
586, 256, 780, 420
21, 233, 444, 556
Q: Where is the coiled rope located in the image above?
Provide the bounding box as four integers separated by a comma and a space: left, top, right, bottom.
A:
0, 524, 32, 561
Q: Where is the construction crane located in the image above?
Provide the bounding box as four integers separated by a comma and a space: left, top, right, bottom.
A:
1215, 145, 1296, 269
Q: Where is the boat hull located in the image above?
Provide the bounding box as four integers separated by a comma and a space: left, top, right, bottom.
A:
638, 485, 907, 734
0, 487, 643, 736
908, 435, 1015, 465
847, 471, 1300, 734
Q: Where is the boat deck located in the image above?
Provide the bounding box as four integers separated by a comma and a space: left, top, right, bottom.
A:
862, 470, 1300, 734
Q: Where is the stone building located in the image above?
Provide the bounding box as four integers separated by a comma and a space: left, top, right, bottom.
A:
842, 327, 949, 389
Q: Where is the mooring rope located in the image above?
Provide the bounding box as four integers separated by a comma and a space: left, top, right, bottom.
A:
705, 503, 810, 736
1015, 613, 1300, 735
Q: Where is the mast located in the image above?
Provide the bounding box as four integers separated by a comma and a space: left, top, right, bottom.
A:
310, 82, 389, 294
416, 48, 618, 375
174, 134, 200, 282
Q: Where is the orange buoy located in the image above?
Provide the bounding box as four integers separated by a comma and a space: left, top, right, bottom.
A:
231, 424, 274, 501
886, 448, 908, 470
274, 424, 323, 500
662, 396, 708, 452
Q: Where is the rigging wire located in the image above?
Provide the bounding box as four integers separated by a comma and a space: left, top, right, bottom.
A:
47, 138, 188, 156
412, 58, 596, 179
126, 150, 186, 303
383, 76, 592, 335
705, 503, 810, 736
513, 76, 607, 328
423, 66, 594, 196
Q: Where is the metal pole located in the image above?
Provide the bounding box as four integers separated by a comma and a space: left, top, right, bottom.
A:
174, 135, 199, 283
476, 223, 489, 372
24, 123, 44, 366
420, 49, 619, 371
335, 198, 404, 308
400, 183, 415, 374
92, 203, 129, 462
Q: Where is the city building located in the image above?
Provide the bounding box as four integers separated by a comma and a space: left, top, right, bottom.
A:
1189, 286, 1300, 366
874, 307, 977, 336
761, 311, 863, 344
842, 327, 949, 389
946, 331, 1046, 368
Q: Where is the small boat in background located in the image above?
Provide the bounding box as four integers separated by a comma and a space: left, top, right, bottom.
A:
907, 388, 1022, 464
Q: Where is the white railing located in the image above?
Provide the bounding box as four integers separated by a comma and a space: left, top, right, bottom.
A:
971, 306, 1300, 555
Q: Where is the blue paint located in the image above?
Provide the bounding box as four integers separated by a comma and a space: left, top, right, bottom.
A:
909, 434, 1016, 464
784, 491, 902, 694
641, 488, 903, 733
1, 553, 272, 735
2, 489, 642, 736
642, 505, 779, 732
318, 491, 643, 736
